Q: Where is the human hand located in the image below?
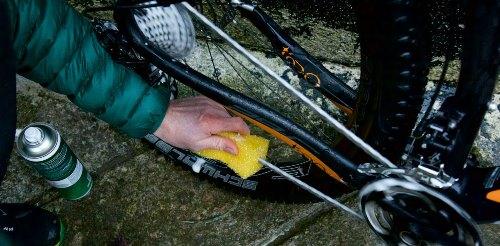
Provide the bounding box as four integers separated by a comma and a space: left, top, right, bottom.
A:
154, 96, 250, 155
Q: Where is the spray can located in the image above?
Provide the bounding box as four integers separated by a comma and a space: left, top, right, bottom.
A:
16, 123, 92, 200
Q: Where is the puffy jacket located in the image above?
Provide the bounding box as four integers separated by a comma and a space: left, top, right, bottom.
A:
6, 0, 170, 138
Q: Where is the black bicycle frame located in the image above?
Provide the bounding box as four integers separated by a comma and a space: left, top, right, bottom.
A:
413, 0, 500, 223
113, 5, 366, 186
440, 0, 499, 177
113, 0, 500, 223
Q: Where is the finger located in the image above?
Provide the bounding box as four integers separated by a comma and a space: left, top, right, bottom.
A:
194, 135, 239, 155
207, 117, 250, 135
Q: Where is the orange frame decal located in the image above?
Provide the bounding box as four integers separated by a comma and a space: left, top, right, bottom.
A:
486, 189, 500, 203
228, 108, 346, 185
282, 47, 354, 116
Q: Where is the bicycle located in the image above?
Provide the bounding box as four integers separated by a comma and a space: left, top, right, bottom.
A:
84, 0, 499, 244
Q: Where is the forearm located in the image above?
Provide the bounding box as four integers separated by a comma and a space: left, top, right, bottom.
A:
8, 0, 169, 138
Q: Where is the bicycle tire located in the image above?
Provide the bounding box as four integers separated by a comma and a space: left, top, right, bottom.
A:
108, 1, 432, 202
144, 134, 349, 201
353, 0, 431, 162
93, 15, 351, 201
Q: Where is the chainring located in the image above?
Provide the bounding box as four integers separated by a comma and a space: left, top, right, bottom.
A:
359, 178, 482, 245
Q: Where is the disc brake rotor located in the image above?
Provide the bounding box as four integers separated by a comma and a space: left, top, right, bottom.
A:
360, 178, 482, 246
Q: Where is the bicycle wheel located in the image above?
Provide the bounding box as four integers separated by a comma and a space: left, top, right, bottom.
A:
104, 0, 430, 201
96, 3, 354, 202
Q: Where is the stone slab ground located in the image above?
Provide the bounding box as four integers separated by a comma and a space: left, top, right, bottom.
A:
5, 70, 499, 245
3, 1, 499, 244
6, 78, 379, 245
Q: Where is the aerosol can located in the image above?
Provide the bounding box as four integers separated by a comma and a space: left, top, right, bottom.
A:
16, 123, 92, 200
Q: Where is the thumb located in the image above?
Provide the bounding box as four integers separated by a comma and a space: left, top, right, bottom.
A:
195, 136, 239, 155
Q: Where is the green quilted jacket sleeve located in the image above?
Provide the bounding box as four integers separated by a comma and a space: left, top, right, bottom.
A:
8, 0, 170, 138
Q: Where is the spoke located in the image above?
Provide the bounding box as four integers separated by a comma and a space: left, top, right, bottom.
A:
205, 40, 222, 83
198, 25, 258, 97
212, 42, 281, 98
211, 42, 260, 98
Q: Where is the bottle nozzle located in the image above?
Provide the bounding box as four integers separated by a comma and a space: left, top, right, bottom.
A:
24, 127, 44, 145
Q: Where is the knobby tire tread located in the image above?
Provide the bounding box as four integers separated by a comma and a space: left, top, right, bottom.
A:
354, 0, 431, 162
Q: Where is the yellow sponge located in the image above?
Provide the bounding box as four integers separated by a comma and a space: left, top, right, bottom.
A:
197, 132, 269, 179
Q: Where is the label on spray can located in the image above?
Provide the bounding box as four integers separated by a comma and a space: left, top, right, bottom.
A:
16, 123, 92, 200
